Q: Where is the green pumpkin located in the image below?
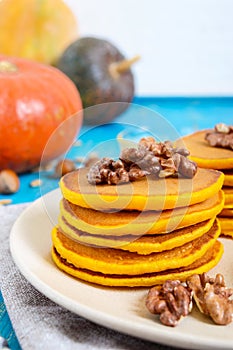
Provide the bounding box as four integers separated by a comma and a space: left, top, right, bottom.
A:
57, 37, 139, 124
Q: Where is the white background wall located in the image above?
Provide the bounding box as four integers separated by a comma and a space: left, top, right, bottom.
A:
65, 0, 233, 96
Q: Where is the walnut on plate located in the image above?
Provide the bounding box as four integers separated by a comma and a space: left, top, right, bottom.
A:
145, 280, 193, 327
187, 273, 233, 325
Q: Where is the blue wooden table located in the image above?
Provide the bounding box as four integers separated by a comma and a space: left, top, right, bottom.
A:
1, 96, 233, 205
0, 96, 233, 349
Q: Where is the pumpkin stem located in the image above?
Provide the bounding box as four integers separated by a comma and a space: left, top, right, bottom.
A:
0, 61, 18, 73
109, 55, 140, 78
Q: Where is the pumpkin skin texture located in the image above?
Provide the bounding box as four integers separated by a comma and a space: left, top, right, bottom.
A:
0, 0, 78, 65
56, 37, 136, 124
0, 56, 83, 173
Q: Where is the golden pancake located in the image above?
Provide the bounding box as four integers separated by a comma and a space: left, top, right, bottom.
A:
223, 187, 233, 205
218, 217, 233, 232
51, 240, 223, 287
220, 231, 233, 238
60, 190, 224, 236
222, 169, 233, 186
219, 207, 233, 217
59, 216, 216, 254
60, 167, 224, 211
223, 203, 233, 209
51, 220, 220, 276
178, 130, 233, 169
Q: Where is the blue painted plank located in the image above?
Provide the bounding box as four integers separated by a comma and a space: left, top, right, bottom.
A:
1, 97, 232, 204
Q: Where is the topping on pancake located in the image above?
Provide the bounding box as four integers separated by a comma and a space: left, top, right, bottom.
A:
60, 167, 224, 211
87, 137, 197, 185
179, 130, 233, 169
205, 123, 233, 150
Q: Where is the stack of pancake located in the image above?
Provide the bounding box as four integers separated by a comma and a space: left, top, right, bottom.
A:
180, 130, 233, 238
51, 165, 225, 287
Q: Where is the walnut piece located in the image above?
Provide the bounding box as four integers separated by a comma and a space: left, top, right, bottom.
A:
120, 145, 161, 175
0, 169, 20, 194
205, 123, 233, 150
122, 138, 197, 179
187, 273, 233, 325
215, 123, 232, 134
146, 280, 193, 327
87, 158, 129, 185
87, 137, 197, 185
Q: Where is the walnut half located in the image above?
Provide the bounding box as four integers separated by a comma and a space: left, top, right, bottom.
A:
187, 273, 233, 325
205, 123, 233, 150
146, 280, 193, 327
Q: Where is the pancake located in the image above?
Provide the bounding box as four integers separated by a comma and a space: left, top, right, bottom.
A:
51, 220, 220, 276
60, 167, 224, 211
51, 240, 223, 287
223, 187, 233, 205
221, 231, 233, 238
220, 230, 233, 238
178, 130, 233, 169
52, 135, 228, 287
219, 207, 233, 217
59, 217, 216, 253
218, 217, 233, 232
223, 203, 233, 209
60, 190, 224, 236
222, 169, 233, 186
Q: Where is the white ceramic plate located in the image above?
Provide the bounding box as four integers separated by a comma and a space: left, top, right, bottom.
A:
10, 189, 233, 350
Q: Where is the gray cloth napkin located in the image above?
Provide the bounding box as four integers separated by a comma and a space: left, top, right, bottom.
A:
0, 203, 175, 350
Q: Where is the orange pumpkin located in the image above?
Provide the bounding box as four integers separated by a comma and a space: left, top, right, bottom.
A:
0, 56, 83, 173
0, 0, 78, 65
